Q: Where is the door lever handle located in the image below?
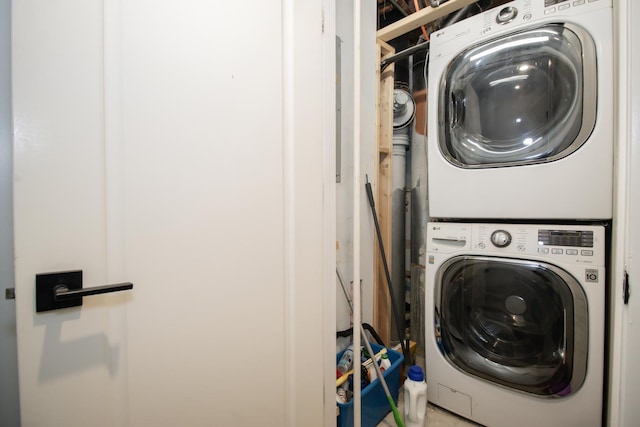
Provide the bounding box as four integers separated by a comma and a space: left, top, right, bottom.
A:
36, 270, 133, 312
54, 282, 133, 301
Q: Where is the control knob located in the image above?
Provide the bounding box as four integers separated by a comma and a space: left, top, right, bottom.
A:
496, 6, 518, 24
491, 230, 512, 248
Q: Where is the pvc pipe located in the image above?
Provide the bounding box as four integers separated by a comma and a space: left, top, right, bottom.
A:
410, 55, 429, 366
442, 4, 473, 27
391, 89, 414, 345
380, 41, 430, 70
392, 132, 410, 345
353, 0, 362, 424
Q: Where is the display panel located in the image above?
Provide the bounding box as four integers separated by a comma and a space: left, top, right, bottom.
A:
538, 230, 594, 247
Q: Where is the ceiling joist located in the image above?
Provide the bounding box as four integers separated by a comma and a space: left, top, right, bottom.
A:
376, 0, 478, 42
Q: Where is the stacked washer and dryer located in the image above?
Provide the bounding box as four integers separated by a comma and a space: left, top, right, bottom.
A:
424, 0, 612, 426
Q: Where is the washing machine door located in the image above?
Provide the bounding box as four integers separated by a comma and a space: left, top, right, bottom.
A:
435, 256, 588, 397
439, 23, 596, 168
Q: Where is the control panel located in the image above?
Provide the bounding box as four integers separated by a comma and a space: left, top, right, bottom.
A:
428, 0, 611, 58
427, 222, 605, 266
543, 0, 606, 16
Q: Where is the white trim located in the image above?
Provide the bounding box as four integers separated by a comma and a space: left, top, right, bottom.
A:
609, 0, 630, 425
283, 0, 336, 425
613, 0, 640, 424
322, 0, 338, 425
352, 0, 362, 425
282, 0, 296, 424
0, 0, 20, 424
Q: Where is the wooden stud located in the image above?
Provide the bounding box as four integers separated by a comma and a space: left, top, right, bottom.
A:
373, 40, 395, 344
376, 0, 478, 42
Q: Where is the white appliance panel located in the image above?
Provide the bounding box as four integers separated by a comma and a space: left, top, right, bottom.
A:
427, 0, 613, 219
425, 222, 606, 427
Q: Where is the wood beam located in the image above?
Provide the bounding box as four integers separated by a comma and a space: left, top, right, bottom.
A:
376, 0, 478, 42
373, 40, 395, 344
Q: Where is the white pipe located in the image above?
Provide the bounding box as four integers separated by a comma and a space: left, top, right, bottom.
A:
353, 0, 362, 424
391, 89, 413, 345
391, 132, 409, 344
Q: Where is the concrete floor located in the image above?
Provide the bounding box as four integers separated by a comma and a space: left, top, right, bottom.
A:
378, 388, 481, 427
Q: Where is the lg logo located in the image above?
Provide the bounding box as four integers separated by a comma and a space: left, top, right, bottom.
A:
585, 269, 599, 283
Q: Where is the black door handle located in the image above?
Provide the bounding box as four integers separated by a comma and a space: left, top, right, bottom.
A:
36, 270, 134, 312
54, 282, 133, 301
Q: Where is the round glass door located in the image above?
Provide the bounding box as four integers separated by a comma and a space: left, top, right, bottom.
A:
438, 24, 597, 168
435, 256, 588, 397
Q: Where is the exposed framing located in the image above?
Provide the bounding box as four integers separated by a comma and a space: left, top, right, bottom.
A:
377, 0, 479, 42
373, 40, 395, 343
373, 0, 472, 343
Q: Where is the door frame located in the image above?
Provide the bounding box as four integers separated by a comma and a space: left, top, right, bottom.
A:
0, 0, 20, 425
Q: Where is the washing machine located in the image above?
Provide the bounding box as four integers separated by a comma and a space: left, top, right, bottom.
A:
425, 222, 605, 427
427, 0, 613, 220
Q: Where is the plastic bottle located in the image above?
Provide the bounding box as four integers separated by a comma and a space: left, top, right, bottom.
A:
337, 344, 354, 374
404, 365, 427, 427
379, 353, 391, 372
367, 352, 392, 382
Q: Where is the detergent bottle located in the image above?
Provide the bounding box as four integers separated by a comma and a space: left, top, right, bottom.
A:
404, 365, 427, 427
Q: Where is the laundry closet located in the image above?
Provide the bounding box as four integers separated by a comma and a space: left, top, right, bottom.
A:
336, 0, 640, 426
2, 0, 639, 426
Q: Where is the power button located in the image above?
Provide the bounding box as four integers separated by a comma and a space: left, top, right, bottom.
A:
496, 7, 518, 24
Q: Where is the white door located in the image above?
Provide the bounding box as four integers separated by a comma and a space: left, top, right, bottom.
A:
12, 1, 335, 426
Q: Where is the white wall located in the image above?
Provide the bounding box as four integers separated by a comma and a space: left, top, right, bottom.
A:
335, 0, 378, 340
0, 0, 21, 425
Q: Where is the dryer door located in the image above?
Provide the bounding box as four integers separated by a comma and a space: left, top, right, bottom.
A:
439, 24, 596, 168
435, 256, 588, 397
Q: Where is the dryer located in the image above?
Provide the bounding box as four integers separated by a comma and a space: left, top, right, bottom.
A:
427, 0, 613, 220
425, 222, 605, 427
